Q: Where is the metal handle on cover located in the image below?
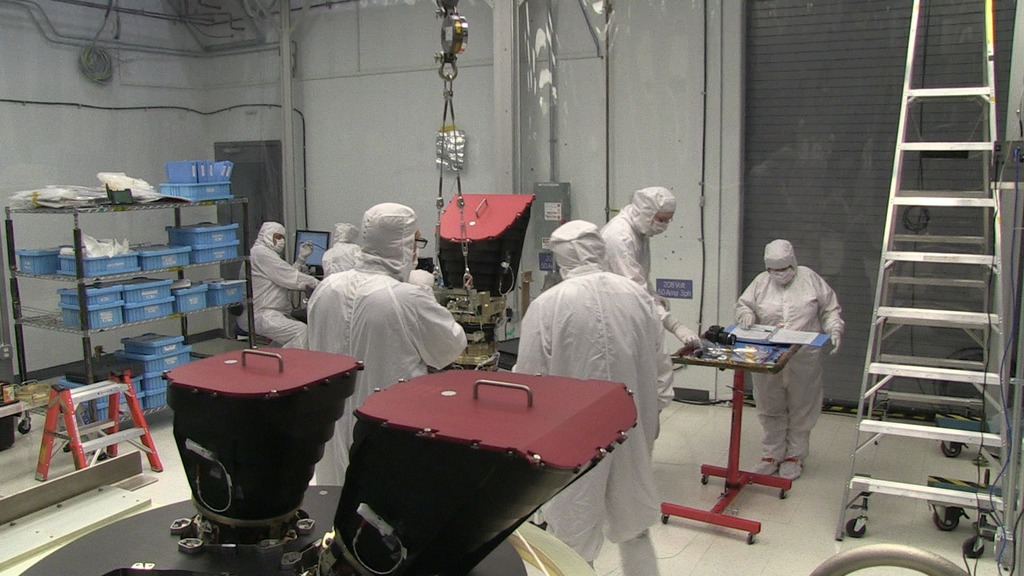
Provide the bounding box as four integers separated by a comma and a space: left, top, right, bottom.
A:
241, 349, 284, 372
474, 198, 488, 217
473, 379, 533, 407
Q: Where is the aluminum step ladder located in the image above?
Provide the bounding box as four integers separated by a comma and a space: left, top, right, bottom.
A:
834, 0, 1008, 548
36, 370, 162, 481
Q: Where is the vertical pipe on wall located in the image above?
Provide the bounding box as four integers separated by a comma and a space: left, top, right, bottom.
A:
280, 6, 298, 235
603, 0, 612, 222
494, 1, 519, 193
547, 0, 558, 182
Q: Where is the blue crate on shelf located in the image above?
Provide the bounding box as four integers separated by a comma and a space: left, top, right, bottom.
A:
189, 240, 239, 264
166, 222, 239, 246
143, 390, 166, 410
121, 278, 173, 304
206, 280, 246, 306
172, 283, 208, 313
122, 333, 185, 356
115, 345, 192, 374
209, 160, 233, 182
123, 296, 175, 323
59, 300, 124, 329
136, 245, 192, 270
57, 252, 140, 277
16, 248, 60, 275
57, 283, 123, 307
158, 182, 232, 202
139, 371, 167, 394
165, 161, 201, 184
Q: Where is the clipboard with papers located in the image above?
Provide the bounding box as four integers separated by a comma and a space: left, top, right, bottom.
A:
727, 324, 830, 347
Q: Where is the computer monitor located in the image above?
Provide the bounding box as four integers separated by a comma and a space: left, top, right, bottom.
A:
294, 229, 331, 267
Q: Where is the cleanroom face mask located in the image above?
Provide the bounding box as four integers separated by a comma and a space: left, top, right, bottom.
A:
768, 267, 796, 286
650, 212, 673, 236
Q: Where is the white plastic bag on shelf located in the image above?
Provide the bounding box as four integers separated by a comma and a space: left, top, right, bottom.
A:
96, 172, 162, 203
8, 185, 105, 208
59, 234, 130, 258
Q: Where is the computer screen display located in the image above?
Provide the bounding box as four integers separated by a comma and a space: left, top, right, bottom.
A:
294, 230, 331, 267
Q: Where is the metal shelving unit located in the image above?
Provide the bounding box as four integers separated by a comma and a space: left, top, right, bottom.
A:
4, 198, 255, 391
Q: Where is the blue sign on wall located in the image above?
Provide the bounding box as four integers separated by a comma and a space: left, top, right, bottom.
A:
656, 278, 693, 299
539, 251, 555, 272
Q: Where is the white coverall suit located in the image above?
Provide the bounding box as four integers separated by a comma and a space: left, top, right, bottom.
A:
514, 220, 671, 575
736, 239, 844, 478
601, 186, 700, 348
321, 222, 361, 276
307, 203, 466, 485
248, 222, 319, 348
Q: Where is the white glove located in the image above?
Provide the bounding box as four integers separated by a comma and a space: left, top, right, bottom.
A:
737, 313, 754, 329
673, 325, 701, 351
656, 294, 671, 311
298, 242, 314, 261
830, 332, 841, 355
408, 269, 435, 288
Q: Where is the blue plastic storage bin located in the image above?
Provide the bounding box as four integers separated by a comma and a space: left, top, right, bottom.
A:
143, 389, 166, 410
172, 283, 208, 313
57, 283, 123, 307
158, 182, 232, 202
189, 240, 240, 264
115, 345, 192, 374
59, 300, 124, 329
16, 248, 60, 275
166, 223, 239, 246
136, 245, 192, 270
206, 280, 246, 305
165, 161, 200, 184
123, 296, 175, 323
121, 333, 185, 356
57, 252, 140, 277
121, 278, 173, 304
139, 371, 167, 394
211, 161, 233, 182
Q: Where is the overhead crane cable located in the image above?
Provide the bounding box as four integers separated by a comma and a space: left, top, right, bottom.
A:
434, 1, 472, 289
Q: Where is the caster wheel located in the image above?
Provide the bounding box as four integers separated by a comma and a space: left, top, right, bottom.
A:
779, 489, 788, 500
97, 452, 109, 462
700, 474, 709, 485
932, 506, 963, 531
661, 514, 669, 525
846, 517, 866, 539
746, 533, 756, 545
963, 535, 984, 559
941, 441, 963, 458
17, 418, 31, 434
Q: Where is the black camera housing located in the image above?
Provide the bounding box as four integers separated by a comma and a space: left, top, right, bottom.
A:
703, 325, 737, 346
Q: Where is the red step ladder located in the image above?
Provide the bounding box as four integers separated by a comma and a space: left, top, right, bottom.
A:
36, 370, 162, 481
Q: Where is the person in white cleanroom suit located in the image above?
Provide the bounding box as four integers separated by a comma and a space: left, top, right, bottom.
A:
321, 222, 362, 276
307, 203, 466, 485
514, 220, 672, 576
601, 186, 701, 350
736, 239, 844, 480
246, 221, 319, 348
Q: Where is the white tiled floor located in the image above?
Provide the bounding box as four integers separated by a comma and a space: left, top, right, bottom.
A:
0, 387, 1008, 575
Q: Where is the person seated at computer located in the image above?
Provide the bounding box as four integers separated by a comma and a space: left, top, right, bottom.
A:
322, 222, 361, 276
244, 221, 319, 347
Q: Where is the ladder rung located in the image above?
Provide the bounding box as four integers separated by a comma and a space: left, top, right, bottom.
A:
849, 476, 1002, 510
906, 87, 992, 99
879, 354, 985, 371
891, 196, 995, 208
78, 428, 145, 454
858, 420, 1001, 447
900, 142, 993, 152
884, 251, 994, 265
887, 276, 987, 289
876, 390, 983, 410
68, 382, 128, 404
876, 307, 998, 329
869, 362, 1001, 385
892, 234, 987, 246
